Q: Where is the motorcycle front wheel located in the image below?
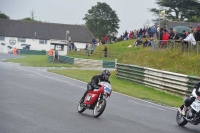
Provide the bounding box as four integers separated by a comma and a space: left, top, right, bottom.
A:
176, 110, 188, 126
77, 102, 86, 113
93, 99, 106, 118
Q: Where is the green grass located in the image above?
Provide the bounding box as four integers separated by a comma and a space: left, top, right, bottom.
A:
68, 39, 200, 77
48, 69, 183, 107
3, 55, 79, 67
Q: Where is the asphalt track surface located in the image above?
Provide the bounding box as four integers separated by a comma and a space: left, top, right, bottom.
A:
0, 53, 200, 133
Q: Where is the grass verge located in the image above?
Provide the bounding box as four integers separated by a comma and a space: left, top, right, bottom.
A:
48, 69, 183, 108
3, 55, 80, 67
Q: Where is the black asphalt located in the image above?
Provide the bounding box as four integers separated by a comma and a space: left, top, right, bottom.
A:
0, 54, 200, 133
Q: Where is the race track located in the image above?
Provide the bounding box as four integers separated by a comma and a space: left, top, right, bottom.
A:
0, 54, 199, 133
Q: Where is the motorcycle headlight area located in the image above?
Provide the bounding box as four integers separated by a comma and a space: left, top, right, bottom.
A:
104, 86, 112, 95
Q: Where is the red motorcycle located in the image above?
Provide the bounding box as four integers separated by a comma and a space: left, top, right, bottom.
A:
77, 82, 112, 118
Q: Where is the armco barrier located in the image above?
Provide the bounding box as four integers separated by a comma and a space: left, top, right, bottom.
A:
19, 49, 46, 55
116, 63, 200, 96
57, 56, 115, 68
48, 56, 53, 62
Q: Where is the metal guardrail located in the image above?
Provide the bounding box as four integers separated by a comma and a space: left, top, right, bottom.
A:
116, 63, 200, 97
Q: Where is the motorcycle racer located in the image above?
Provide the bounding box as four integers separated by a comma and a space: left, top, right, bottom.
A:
79, 69, 111, 104
179, 81, 200, 115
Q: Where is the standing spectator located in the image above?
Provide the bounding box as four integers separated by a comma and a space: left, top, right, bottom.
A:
158, 28, 164, 48
161, 29, 169, 49
182, 30, 189, 51
13, 47, 17, 55
148, 26, 151, 38
85, 43, 90, 56
169, 28, 174, 39
134, 29, 137, 38
139, 28, 143, 40
150, 26, 155, 38
48, 49, 53, 56
182, 31, 196, 51
103, 45, 108, 57
71, 41, 75, 50
129, 31, 133, 39
195, 25, 200, 41
104, 35, 108, 44
91, 36, 96, 54
172, 29, 182, 40
124, 30, 129, 40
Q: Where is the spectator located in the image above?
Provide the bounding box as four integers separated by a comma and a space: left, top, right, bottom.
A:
48, 49, 53, 56
85, 43, 90, 56
103, 45, 108, 57
148, 26, 151, 38
143, 39, 151, 47
124, 30, 129, 40
143, 27, 147, 38
104, 35, 108, 44
129, 31, 133, 39
161, 29, 169, 49
182, 30, 189, 51
182, 31, 196, 50
134, 29, 137, 38
172, 29, 182, 40
169, 28, 174, 39
91, 37, 96, 54
150, 26, 155, 38
71, 41, 75, 50
195, 25, 200, 42
13, 47, 17, 55
139, 28, 143, 40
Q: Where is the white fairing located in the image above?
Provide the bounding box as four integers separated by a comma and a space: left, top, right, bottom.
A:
99, 82, 112, 95
191, 99, 200, 112
192, 89, 198, 98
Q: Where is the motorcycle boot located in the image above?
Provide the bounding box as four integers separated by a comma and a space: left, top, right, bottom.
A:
80, 90, 88, 104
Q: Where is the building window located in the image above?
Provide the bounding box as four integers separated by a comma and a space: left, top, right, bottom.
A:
39, 40, 47, 44
0, 36, 5, 41
18, 38, 26, 42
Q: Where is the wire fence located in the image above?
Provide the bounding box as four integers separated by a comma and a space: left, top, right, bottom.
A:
151, 40, 200, 54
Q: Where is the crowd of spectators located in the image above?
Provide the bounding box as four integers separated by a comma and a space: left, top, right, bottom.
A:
83, 24, 200, 56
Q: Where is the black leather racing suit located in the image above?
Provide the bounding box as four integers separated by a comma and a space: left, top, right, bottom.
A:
80, 74, 110, 102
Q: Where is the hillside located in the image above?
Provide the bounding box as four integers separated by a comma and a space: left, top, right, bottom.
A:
68, 39, 200, 77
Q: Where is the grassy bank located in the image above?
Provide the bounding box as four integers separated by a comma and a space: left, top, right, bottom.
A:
48, 69, 183, 107
68, 39, 200, 76
3, 55, 79, 67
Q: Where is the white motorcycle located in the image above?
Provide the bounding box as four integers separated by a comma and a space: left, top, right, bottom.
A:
176, 89, 200, 126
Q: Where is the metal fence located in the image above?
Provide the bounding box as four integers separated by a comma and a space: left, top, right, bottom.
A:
116, 63, 200, 97
151, 40, 200, 54
70, 49, 119, 58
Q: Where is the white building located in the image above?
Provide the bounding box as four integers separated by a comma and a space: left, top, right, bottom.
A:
0, 19, 93, 55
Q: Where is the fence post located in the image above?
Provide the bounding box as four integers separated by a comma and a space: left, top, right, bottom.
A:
115, 59, 117, 68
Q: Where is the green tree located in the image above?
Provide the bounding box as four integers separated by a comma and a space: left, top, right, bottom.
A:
186, 16, 200, 22
149, 0, 200, 21
0, 11, 10, 19
83, 2, 120, 38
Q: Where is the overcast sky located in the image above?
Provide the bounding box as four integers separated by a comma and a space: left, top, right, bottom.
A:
0, 0, 158, 36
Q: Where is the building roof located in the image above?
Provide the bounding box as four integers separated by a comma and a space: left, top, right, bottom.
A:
0, 19, 93, 43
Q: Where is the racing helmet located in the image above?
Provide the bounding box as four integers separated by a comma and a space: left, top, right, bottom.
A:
196, 88, 200, 96
102, 69, 111, 80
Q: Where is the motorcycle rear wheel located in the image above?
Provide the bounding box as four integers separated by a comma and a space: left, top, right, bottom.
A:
176, 110, 188, 126
93, 99, 106, 118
